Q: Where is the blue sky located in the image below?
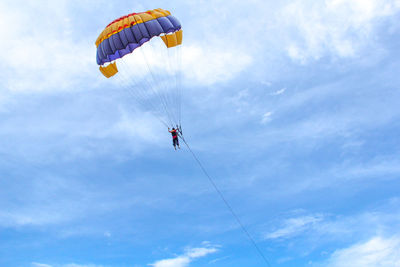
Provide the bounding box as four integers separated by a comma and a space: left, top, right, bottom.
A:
1, 0, 400, 266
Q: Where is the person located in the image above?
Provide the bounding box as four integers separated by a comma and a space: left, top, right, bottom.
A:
168, 127, 180, 150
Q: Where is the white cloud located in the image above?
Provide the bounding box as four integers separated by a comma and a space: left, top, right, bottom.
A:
261, 111, 273, 124
208, 256, 230, 264
264, 201, 400, 250
185, 247, 217, 258
280, 0, 400, 63
260, 205, 400, 266
150, 256, 190, 267
323, 236, 400, 267
109, 109, 163, 142
149, 245, 218, 267
262, 81, 272, 87
182, 44, 252, 86
1, 0, 398, 94
0, 1, 95, 93
264, 214, 324, 239
0, 0, 254, 95
271, 88, 286, 96
116, 36, 253, 87
346, 159, 400, 178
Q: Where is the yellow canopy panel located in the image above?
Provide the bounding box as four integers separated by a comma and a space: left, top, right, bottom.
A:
161, 30, 183, 48
99, 62, 118, 78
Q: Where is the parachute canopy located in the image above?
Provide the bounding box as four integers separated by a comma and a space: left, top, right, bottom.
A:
96, 8, 182, 76
95, 8, 183, 128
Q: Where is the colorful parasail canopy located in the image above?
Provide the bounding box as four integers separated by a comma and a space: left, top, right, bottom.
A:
95, 8, 182, 78
95, 8, 184, 128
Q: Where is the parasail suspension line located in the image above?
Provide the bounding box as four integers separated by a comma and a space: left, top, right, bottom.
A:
178, 135, 271, 267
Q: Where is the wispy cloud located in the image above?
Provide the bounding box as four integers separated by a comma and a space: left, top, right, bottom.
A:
264, 199, 400, 248
0, 172, 151, 228
285, 156, 400, 195
148, 245, 219, 267
261, 111, 273, 124
321, 236, 400, 267
271, 88, 286, 96
264, 214, 324, 239
258, 201, 400, 266
208, 256, 230, 264
0, 91, 165, 164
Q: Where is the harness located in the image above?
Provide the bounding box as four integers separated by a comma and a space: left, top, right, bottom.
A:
171, 130, 178, 139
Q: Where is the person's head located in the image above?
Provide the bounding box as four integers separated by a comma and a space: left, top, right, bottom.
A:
172, 127, 175, 130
